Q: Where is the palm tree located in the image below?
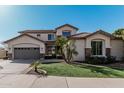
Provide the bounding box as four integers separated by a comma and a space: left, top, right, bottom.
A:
113, 28, 124, 40
113, 29, 124, 61
55, 37, 78, 64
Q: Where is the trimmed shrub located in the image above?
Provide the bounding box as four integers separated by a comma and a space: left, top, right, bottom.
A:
85, 56, 116, 65
122, 57, 124, 61
44, 55, 63, 59
52, 54, 56, 58
3, 56, 8, 60
106, 56, 116, 63
45, 56, 54, 59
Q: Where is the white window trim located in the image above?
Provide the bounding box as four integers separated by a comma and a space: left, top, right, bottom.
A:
62, 31, 71, 37
91, 40, 105, 57
48, 34, 55, 41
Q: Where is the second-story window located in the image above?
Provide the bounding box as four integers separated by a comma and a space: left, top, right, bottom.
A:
62, 31, 71, 37
48, 34, 55, 40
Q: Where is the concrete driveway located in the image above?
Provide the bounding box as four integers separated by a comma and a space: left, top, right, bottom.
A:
0, 59, 32, 74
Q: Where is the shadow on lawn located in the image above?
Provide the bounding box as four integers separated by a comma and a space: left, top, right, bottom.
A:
73, 64, 124, 77
42, 61, 62, 64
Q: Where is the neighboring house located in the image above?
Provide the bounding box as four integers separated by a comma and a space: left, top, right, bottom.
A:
3, 24, 124, 61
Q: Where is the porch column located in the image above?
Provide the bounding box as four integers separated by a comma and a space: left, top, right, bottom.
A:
85, 48, 91, 58
106, 48, 111, 56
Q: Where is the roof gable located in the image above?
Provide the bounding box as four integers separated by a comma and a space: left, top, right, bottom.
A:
19, 24, 78, 33
55, 24, 79, 30
69, 30, 121, 40
3, 34, 45, 43
84, 30, 115, 39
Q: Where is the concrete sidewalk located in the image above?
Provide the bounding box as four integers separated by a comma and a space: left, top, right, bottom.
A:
0, 74, 124, 88
0, 60, 31, 74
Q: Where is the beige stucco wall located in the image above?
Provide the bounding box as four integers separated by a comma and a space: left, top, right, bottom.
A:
72, 33, 112, 61
56, 26, 77, 36
28, 33, 56, 41
73, 40, 85, 61
85, 33, 111, 56
6, 35, 45, 55
73, 38, 124, 61
111, 40, 124, 60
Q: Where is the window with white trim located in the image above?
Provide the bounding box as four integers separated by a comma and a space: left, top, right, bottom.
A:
62, 31, 71, 37
91, 40, 103, 56
48, 34, 55, 40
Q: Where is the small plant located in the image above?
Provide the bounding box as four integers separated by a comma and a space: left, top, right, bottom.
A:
30, 61, 41, 73
30, 61, 47, 76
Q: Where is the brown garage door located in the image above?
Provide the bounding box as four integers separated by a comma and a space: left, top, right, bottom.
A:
14, 48, 40, 59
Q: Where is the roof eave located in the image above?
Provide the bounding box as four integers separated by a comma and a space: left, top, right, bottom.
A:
18, 30, 56, 33
3, 34, 45, 44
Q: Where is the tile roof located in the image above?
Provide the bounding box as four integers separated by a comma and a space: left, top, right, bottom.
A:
18, 30, 56, 33
70, 30, 122, 40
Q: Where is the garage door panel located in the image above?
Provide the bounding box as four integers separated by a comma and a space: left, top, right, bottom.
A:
14, 48, 40, 59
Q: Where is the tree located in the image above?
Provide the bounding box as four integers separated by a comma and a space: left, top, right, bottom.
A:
30, 61, 47, 76
113, 29, 124, 61
55, 37, 78, 64
112, 28, 124, 40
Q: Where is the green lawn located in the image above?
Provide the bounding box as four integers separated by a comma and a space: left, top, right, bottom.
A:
38, 63, 124, 78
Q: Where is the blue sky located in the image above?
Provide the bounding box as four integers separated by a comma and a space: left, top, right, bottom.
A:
0, 5, 124, 47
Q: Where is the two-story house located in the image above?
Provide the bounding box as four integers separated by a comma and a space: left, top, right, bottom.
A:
3, 24, 124, 61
